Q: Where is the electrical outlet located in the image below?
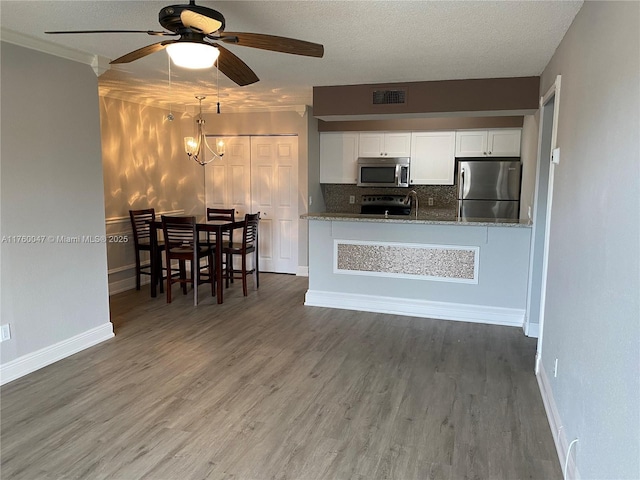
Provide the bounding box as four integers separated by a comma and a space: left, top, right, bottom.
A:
428, 197, 434, 206
554, 358, 559, 378
309, 195, 313, 206
349, 195, 355, 204
0, 324, 11, 342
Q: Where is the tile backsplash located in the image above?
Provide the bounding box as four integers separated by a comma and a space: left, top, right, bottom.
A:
321, 184, 458, 217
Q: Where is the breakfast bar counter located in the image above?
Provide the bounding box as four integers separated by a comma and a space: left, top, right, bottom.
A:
303, 212, 533, 331
302, 211, 531, 227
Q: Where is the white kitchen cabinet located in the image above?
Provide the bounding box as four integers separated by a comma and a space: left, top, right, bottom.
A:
409, 131, 456, 185
320, 132, 359, 183
455, 129, 522, 157
487, 129, 522, 156
358, 132, 411, 157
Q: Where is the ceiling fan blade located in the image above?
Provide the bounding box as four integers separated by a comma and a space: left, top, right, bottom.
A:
215, 44, 259, 86
180, 10, 223, 35
45, 30, 177, 37
110, 40, 177, 64
219, 32, 324, 58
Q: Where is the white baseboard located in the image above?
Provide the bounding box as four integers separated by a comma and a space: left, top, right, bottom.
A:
109, 275, 150, 296
297, 266, 309, 277
304, 290, 524, 327
0, 323, 114, 386
537, 362, 580, 479
525, 321, 540, 338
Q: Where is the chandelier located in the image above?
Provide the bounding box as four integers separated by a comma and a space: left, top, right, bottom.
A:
184, 95, 225, 166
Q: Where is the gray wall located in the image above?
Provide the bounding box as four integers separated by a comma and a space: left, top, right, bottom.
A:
520, 113, 539, 221
538, 2, 639, 478
1, 42, 111, 365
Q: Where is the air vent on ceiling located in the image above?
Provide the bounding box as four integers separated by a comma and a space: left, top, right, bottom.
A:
372, 89, 406, 105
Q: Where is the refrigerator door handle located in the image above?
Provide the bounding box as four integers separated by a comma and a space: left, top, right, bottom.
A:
459, 168, 465, 217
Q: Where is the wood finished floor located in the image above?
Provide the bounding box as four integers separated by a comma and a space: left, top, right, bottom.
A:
1, 274, 561, 480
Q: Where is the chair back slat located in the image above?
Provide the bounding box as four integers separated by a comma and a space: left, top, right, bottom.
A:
207, 208, 235, 244
129, 209, 155, 244
162, 215, 196, 248
243, 213, 260, 248
207, 208, 235, 223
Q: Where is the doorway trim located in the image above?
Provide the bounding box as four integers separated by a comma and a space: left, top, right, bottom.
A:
526, 75, 561, 374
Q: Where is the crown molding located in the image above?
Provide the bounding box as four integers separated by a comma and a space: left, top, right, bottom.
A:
97, 89, 308, 116
1, 28, 110, 76
208, 104, 309, 116
98, 91, 190, 113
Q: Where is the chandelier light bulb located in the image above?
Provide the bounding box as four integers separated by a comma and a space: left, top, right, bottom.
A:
184, 137, 199, 156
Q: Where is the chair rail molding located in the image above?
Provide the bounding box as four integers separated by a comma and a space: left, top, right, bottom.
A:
105, 209, 184, 227
105, 209, 184, 295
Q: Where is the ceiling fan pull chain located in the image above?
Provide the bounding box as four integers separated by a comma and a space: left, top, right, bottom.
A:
216, 58, 221, 114
167, 55, 174, 121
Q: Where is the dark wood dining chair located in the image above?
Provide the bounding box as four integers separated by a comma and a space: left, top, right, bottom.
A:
161, 215, 215, 303
205, 208, 235, 282
129, 208, 164, 293
223, 212, 260, 296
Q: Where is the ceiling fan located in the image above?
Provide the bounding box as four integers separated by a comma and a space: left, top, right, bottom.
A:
45, 0, 324, 86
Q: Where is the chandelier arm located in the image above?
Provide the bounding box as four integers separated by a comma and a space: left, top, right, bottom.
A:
184, 96, 224, 166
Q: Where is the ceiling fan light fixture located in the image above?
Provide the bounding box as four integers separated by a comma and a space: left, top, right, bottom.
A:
166, 42, 219, 69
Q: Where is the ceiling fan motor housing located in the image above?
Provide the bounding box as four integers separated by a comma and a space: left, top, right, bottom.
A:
159, 3, 225, 33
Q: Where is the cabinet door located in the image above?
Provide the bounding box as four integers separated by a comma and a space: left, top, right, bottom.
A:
455, 131, 488, 157
383, 132, 412, 157
410, 132, 456, 185
358, 132, 385, 157
487, 129, 522, 156
320, 132, 359, 183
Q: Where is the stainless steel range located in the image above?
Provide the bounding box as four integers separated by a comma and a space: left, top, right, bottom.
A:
360, 195, 411, 216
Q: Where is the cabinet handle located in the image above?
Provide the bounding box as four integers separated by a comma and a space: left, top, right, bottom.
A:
488, 151, 492, 155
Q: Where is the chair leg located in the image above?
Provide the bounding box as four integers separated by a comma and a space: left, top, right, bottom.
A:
134, 250, 141, 290
180, 260, 187, 295
166, 258, 172, 304
209, 253, 215, 297
158, 250, 164, 293
225, 252, 231, 288
254, 250, 259, 290
242, 254, 248, 296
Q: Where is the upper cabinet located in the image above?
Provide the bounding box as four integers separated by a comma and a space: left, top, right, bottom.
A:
358, 132, 411, 157
320, 132, 359, 183
410, 131, 456, 185
455, 129, 522, 157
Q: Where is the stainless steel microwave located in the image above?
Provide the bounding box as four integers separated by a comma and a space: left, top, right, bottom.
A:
357, 157, 410, 187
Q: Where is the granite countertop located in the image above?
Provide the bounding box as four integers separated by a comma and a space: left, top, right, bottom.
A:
301, 211, 532, 228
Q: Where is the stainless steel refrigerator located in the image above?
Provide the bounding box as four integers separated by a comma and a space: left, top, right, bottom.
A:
457, 158, 522, 220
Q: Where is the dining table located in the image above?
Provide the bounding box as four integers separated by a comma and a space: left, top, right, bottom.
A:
149, 217, 246, 305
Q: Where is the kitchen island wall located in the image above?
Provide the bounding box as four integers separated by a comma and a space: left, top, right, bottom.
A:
304, 214, 532, 330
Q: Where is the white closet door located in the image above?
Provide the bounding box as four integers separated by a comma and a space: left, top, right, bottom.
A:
205, 136, 251, 218
250, 136, 298, 274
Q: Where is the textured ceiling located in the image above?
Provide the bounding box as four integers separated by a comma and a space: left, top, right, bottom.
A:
0, 0, 583, 113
